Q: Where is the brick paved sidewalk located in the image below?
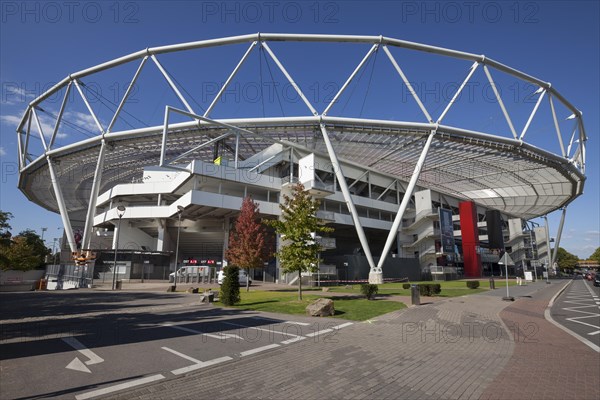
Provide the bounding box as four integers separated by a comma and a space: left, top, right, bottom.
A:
480, 281, 600, 400
105, 281, 594, 400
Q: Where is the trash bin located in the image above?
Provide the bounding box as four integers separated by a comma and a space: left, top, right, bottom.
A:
489, 277, 495, 289
411, 284, 420, 306
115, 280, 122, 290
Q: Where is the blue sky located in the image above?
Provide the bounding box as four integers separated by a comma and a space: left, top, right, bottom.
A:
1, 0, 598, 258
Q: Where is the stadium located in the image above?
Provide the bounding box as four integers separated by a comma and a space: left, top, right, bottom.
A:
14, 33, 586, 287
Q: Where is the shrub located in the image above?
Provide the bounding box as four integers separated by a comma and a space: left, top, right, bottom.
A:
220, 266, 241, 305
418, 284, 431, 296
418, 283, 442, 296
466, 280, 480, 289
402, 283, 411, 289
360, 284, 379, 300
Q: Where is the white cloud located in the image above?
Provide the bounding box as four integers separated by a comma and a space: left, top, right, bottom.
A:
0, 114, 22, 126
64, 111, 102, 134
1, 86, 33, 105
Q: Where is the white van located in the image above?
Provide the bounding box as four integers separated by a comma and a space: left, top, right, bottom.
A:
169, 266, 209, 282
217, 269, 251, 285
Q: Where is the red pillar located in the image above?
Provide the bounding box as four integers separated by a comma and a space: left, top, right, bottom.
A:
459, 201, 482, 277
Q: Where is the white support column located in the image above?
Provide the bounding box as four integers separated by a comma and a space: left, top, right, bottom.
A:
73, 80, 105, 135
151, 55, 195, 114
31, 107, 49, 152
548, 93, 567, 157
383, 45, 432, 123
261, 41, 318, 116
550, 208, 567, 274
24, 109, 33, 163
205, 41, 257, 118
319, 124, 377, 275
46, 156, 77, 252
543, 215, 552, 273
81, 140, 107, 250
49, 81, 72, 149
323, 44, 379, 116
377, 130, 437, 276
16, 127, 24, 170
483, 65, 518, 140
107, 56, 148, 133
437, 62, 479, 124
520, 88, 546, 141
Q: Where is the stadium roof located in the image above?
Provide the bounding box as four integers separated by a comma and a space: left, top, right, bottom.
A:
16, 34, 586, 221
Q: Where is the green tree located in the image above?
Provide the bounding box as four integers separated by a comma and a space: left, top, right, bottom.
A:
17, 229, 50, 269
0, 211, 13, 269
589, 247, 600, 264
556, 247, 578, 271
220, 265, 241, 306
0, 237, 40, 271
0, 210, 13, 234
225, 196, 268, 292
265, 183, 333, 300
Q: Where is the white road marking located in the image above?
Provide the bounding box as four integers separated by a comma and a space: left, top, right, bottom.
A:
239, 344, 280, 357
62, 337, 104, 365
62, 337, 104, 374
282, 320, 311, 326
334, 322, 354, 330
281, 336, 307, 345
161, 346, 202, 364
588, 331, 600, 336
161, 346, 232, 375
306, 329, 333, 338
75, 374, 165, 400
221, 321, 303, 338
170, 356, 232, 375
162, 323, 242, 340
65, 357, 91, 373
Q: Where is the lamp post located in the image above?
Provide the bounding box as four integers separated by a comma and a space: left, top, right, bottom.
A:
52, 238, 59, 265
112, 205, 126, 290
173, 205, 184, 292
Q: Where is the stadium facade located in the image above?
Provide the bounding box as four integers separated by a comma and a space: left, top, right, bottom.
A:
15, 34, 586, 286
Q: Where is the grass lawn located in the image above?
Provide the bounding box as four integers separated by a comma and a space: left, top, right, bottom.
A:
219, 290, 406, 321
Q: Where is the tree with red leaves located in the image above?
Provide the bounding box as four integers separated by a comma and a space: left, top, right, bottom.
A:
225, 196, 267, 292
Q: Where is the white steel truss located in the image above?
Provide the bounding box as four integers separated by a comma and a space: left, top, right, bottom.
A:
14, 33, 587, 273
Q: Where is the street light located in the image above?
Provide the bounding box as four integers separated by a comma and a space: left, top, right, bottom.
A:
173, 205, 184, 292
112, 205, 126, 290
52, 238, 60, 265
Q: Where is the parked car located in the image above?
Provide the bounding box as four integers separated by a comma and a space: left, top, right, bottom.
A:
594, 275, 600, 287
217, 269, 251, 286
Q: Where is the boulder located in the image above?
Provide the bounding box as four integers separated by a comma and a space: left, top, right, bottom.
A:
305, 298, 335, 317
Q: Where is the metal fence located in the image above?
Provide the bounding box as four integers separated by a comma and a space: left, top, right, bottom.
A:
45, 264, 93, 289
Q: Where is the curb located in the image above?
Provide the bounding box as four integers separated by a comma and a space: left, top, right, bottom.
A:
544, 279, 600, 353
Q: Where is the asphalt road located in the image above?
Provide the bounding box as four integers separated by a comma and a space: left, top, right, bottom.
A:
550, 278, 600, 349
0, 290, 350, 400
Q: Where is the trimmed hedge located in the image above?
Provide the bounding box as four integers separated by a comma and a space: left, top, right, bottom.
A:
360, 284, 379, 300
402, 283, 411, 289
418, 283, 441, 296
466, 280, 480, 289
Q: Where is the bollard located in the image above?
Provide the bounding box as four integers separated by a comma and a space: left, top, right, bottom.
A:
489, 277, 495, 289
411, 284, 420, 306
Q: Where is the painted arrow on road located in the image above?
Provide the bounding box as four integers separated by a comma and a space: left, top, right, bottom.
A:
62, 337, 104, 373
